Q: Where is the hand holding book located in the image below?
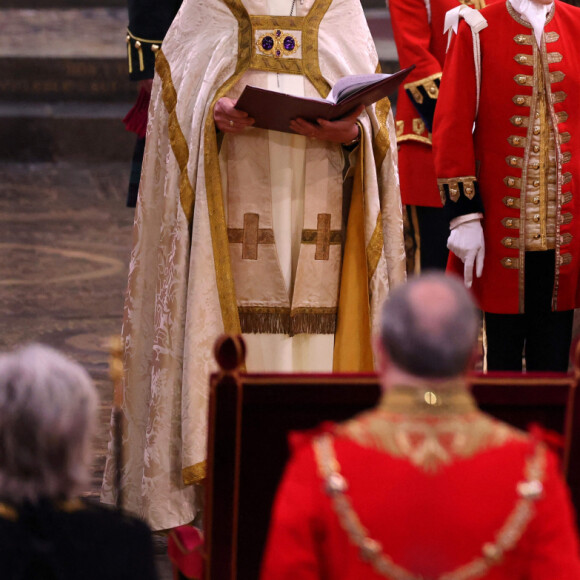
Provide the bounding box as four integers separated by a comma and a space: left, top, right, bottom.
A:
289, 105, 364, 145
232, 65, 414, 135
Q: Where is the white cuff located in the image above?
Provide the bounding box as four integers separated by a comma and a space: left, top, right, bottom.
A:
450, 212, 483, 230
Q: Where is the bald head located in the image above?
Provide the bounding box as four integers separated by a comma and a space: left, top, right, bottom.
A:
380, 273, 479, 378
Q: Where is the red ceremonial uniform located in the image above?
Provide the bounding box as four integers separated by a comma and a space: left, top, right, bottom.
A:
390, 0, 492, 207
261, 385, 580, 580
433, 1, 580, 314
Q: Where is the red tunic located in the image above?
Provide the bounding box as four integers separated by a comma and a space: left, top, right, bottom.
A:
261, 387, 580, 580
433, 1, 580, 313
390, 0, 497, 207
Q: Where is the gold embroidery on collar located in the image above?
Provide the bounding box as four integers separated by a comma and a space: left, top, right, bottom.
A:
338, 386, 523, 472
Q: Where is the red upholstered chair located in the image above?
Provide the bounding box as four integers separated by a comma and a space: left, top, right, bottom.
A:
203, 335, 580, 580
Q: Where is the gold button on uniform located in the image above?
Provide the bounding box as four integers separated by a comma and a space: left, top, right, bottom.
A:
533, 196, 540, 204
533, 145, 540, 153
531, 162, 540, 170
519, 55, 527, 63
535, 112, 540, 119
516, 97, 525, 105
534, 234, 541, 240
533, 214, 540, 222
465, 187, 473, 195
513, 137, 521, 145
510, 158, 518, 166
506, 219, 513, 227
515, 117, 523, 126
505, 239, 513, 247
534, 127, 541, 135
506, 198, 515, 206
533, 179, 540, 187
507, 178, 516, 186
505, 258, 513, 266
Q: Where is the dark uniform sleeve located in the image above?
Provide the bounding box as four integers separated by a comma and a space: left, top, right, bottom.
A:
126, 0, 183, 80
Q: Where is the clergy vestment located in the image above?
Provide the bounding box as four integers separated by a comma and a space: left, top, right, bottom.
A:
101, 0, 405, 530
261, 384, 580, 579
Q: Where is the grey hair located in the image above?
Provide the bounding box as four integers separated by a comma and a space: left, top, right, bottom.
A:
0, 344, 98, 503
380, 272, 479, 378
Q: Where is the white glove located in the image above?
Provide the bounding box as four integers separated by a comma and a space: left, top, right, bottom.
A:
447, 219, 485, 288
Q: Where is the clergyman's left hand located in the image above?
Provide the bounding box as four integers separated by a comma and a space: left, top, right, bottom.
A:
289, 105, 364, 144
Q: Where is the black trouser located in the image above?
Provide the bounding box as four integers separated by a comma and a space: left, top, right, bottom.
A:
411, 205, 449, 271
484, 251, 573, 372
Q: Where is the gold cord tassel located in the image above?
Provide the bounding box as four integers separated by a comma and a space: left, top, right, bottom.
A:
126, 35, 132, 75
135, 40, 144, 72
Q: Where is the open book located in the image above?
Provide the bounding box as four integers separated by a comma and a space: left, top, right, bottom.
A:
234, 65, 414, 134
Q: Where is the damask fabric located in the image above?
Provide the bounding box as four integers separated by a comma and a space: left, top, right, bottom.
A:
101, 0, 405, 530
261, 385, 580, 579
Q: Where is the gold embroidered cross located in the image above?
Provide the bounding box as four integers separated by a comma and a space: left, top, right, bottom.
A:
301, 213, 342, 261
228, 213, 275, 260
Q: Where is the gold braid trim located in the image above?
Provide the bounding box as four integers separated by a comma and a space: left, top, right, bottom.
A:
156, 50, 196, 224
203, 0, 253, 336
367, 212, 383, 283
302, 0, 333, 97
314, 433, 546, 580
183, 460, 207, 485
366, 69, 391, 283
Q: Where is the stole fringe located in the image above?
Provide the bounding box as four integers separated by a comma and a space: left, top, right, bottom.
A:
239, 307, 337, 336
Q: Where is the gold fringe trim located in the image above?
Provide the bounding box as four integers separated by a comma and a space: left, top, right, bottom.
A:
156, 50, 195, 224
238, 306, 337, 335
239, 306, 290, 334
183, 460, 207, 485
291, 307, 337, 335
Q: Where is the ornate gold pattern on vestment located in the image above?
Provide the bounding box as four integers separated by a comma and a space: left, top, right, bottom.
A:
250, 16, 304, 74
313, 426, 546, 580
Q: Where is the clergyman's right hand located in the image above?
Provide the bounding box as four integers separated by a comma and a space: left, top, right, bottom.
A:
214, 97, 255, 133
447, 219, 485, 289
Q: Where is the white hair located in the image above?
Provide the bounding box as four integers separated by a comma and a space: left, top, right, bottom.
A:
0, 344, 98, 502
